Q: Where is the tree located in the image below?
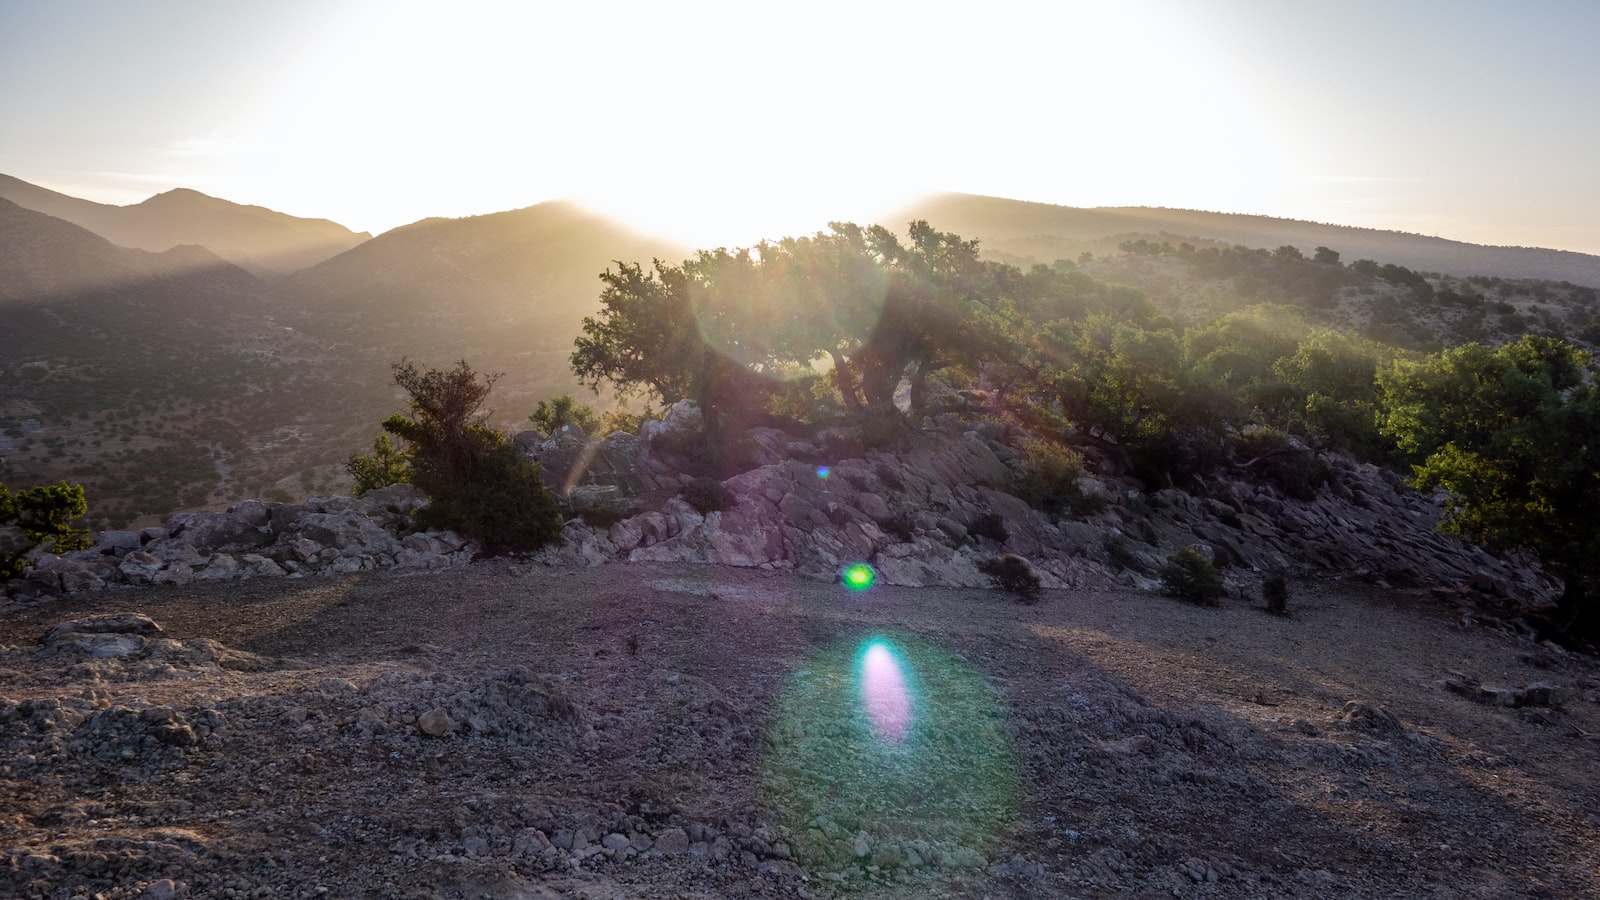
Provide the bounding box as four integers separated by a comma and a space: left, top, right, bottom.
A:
571, 259, 772, 440
1, 480, 91, 578
361, 360, 562, 555
1377, 336, 1600, 643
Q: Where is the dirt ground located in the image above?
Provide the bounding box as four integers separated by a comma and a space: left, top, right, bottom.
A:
2, 561, 1599, 899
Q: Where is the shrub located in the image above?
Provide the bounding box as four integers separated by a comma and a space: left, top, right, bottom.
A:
529, 395, 602, 437
1, 480, 91, 578
1159, 548, 1224, 606
967, 512, 1009, 544
370, 360, 562, 555
681, 477, 732, 514
1012, 437, 1105, 517
1263, 573, 1289, 615
978, 554, 1043, 604
347, 433, 411, 496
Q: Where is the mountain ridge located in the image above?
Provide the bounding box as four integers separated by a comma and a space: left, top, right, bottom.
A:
898, 193, 1600, 288
0, 174, 371, 277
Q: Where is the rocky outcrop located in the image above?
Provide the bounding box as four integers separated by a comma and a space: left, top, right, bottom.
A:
6, 401, 1557, 611
526, 402, 1554, 608
5, 484, 476, 601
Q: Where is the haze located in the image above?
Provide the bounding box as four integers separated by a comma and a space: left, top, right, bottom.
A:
2, 0, 1597, 254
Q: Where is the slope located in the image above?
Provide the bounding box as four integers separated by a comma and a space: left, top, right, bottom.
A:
901, 193, 1600, 288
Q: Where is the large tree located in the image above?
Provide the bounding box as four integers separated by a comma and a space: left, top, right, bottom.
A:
1378, 336, 1600, 643
571, 221, 1011, 436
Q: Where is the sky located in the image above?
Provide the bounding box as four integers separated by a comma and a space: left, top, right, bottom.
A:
2, 0, 1598, 254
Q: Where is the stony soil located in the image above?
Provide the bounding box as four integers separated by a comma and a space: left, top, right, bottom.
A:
2, 561, 1599, 899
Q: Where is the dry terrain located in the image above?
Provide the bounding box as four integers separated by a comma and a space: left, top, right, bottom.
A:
2, 561, 1599, 898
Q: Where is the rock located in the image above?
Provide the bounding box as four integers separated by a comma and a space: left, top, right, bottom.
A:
653, 827, 690, 854
118, 551, 165, 585
46, 613, 162, 642
417, 708, 453, 738
91, 530, 143, 556
1338, 700, 1404, 733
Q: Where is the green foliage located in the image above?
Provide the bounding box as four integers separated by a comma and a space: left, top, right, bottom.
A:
0, 480, 90, 578
373, 360, 562, 555
529, 395, 602, 437
1159, 548, 1224, 606
1377, 336, 1600, 641
978, 554, 1043, 604
1011, 437, 1104, 517
346, 433, 411, 496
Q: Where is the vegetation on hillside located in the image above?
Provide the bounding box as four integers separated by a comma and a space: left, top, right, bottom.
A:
574, 222, 1600, 643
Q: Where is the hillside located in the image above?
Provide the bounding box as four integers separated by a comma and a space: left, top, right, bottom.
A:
285, 200, 687, 418
902, 194, 1600, 289
0, 175, 370, 277
0, 199, 392, 523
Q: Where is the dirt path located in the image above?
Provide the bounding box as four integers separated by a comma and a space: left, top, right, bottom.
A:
3, 561, 1598, 898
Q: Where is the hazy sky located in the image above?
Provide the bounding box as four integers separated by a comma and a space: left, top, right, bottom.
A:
3, 0, 1597, 253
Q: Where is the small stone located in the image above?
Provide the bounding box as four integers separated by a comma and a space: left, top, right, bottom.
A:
417, 708, 452, 738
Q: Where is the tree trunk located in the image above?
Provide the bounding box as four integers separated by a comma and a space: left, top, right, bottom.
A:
829, 351, 863, 414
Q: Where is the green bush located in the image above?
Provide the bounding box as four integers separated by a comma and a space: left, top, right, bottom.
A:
978, 554, 1042, 604
1159, 548, 1224, 606
366, 360, 562, 556
1, 480, 91, 578
1012, 437, 1105, 517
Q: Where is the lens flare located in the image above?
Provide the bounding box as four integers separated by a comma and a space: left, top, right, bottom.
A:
816, 465, 830, 479
761, 635, 1021, 875
860, 641, 912, 742
841, 563, 875, 592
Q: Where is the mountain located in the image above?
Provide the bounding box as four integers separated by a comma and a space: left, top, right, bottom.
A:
0, 198, 392, 524
287, 200, 687, 414
0, 174, 370, 277
899, 193, 1600, 289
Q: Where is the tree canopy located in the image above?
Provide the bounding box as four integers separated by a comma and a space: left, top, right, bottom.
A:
1378, 336, 1600, 642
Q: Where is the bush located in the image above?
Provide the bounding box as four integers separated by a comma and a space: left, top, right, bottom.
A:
1012, 438, 1105, 517
370, 360, 562, 555
1159, 548, 1224, 606
529, 395, 602, 437
1, 480, 90, 578
1263, 573, 1289, 615
978, 554, 1042, 604
681, 477, 732, 514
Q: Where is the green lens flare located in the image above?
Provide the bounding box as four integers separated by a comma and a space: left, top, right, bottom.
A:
762, 635, 1019, 876
841, 563, 876, 591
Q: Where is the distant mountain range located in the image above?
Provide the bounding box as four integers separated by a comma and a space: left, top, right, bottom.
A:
0, 174, 369, 277
897, 193, 1600, 289
3, 174, 1598, 525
